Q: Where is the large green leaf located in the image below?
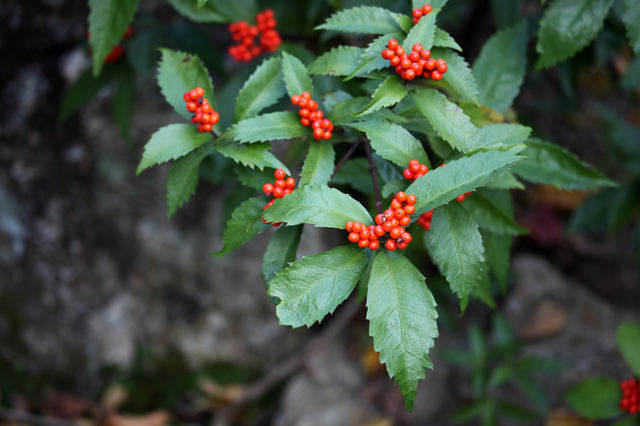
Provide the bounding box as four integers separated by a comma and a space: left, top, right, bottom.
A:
536, 0, 614, 68
432, 48, 480, 105
263, 184, 373, 228
367, 250, 438, 411
481, 230, 511, 292
354, 76, 409, 117
512, 138, 616, 190
59, 64, 120, 122
235, 166, 274, 190
617, 322, 640, 376
382, 179, 408, 198
348, 120, 430, 168
166, 141, 215, 217
566, 378, 622, 420
405, 148, 523, 217
137, 124, 212, 174
281, 51, 313, 98
213, 140, 290, 174
88, 0, 139, 76
213, 0, 257, 21
434, 28, 462, 51
478, 124, 531, 147
485, 171, 524, 190
463, 192, 529, 235
261, 225, 303, 283
165, 0, 227, 22
430, 203, 485, 299
157, 49, 216, 121
328, 97, 406, 126
234, 57, 285, 123
229, 112, 310, 143
299, 141, 335, 187
389, 12, 413, 33
315, 6, 401, 35
345, 33, 405, 80
473, 21, 527, 113
411, 89, 481, 153
212, 197, 270, 257
623, 0, 640, 53
308, 46, 363, 77
269, 245, 370, 327
402, 9, 438, 51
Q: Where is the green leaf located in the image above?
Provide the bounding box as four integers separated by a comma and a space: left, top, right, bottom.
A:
165, 0, 227, 22
463, 192, 529, 235
235, 166, 274, 190
113, 63, 134, 138
367, 250, 439, 411
166, 141, 215, 217
213, 0, 257, 21
473, 21, 527, 113
197, 0, 207, 8
229, 112, 310, 143
413, 0, 448, 8
281, 51, 313, 98
213, 140, 290, 174
484, 171, 524, 190
623, 0, 640, 53
354, 76, 409, 117
481, 230, 512, 292
405, 148, 523, 217
512, 138, 616, 190
478, 124, 531, 147
431, 48, 480, 105
299, 141, 336, 187
434, 28, 462, 51
430, 203, 485, 299
234, 57, 286, 123
261, 225, 303, 283
566, 378, 622, 420
137, 124, 212, 174
263, 184, 373, 228
345, 33, 405, 80
490, 0, 524, 29
328, 97, 407, 126
402, 9, 438, 51
389, 12, 414, 33
617, 322, 640, 376
59, 64, 119, 121
308, 46, 363, 77
348, 120, 430, 168
157, 49, 216, 121
212, 197, 270, 257
382, 179, 408, 198
315, 6, 401, 35
456, 101, 506, 128
333, 158, 378, 194
321, 90, 354, 113
411, 89, 481, 153
622, 55, 640, 91
88, 0, 139, 76
536, 0, 614, 68
611, 416, 640, 426
269, 245, 371, 327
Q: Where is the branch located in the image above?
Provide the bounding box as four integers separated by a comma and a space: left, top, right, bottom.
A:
363, 138, 383, 215
331, 139, 361, 179
0, 408, 84, 426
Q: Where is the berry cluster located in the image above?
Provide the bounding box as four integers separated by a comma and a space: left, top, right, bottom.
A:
183, 87, 219, 133
381, 40, 448, 81
291, 92, 334, 140
403, 159, 429, 182
412, 4, 433, 25
228, 10, 281, 62
417, 210, 433, 230
262, 169, 296, 227
620, 378, 640, 414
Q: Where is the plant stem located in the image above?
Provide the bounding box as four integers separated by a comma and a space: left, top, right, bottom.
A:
363, 138, 383, 215
331, 139, 361, 178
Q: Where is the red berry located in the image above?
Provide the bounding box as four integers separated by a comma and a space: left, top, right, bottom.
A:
456, 195, 466, 202
189, 89, 200, 101
410, 162, 421, 174
300, 118, 311, 126
437, 62, 447, 73
388, 39, 398, 50
313, 128, 324, 140
360, 228, 370, 240
285, 177, 296, 189
301, 91, 311, 100
395, 209, 405, 219
390, 228, 402, 239
369, 240, 380, 250
375, 214, 384, 225
397, 242, 408, 250
431, 70, 442, 80
299, 108, 310, 118
401, 232, 412, 243
390, 56, 401, 67
401, 59, 412, 69
346, 221, 354, 232
316, 110, 324, 119
307, 100, 318, 111
375, 226, 386, 237
186, 102, 198, 112
420, 49, 431, 60
385, 240, 397, 251
396, 191, 407, 202
406, 194, 417, 205
411, 62, 421, 73
274, 179, 286, 189
396, 46, 405, 55
322, 131, 332, 140
404, 205, 416, 215
425, 58, 436, 70
274, 169, 286, 180
422, 4, 433, 14
412, 9, 423, 18
358, 239, 370, 248
291, 95, 301, 105
349, 232, 360, 243
382, 50, 390, 59
391, 199, 402, 210
400, 216, 411, 226
202, 123, 213, 132
382, 221, 394, 232
298, 97, 308, 108
352, 222, 363, 233
409, 51, 420, 62
403, 169, 414, 180
273, 187, 284, 198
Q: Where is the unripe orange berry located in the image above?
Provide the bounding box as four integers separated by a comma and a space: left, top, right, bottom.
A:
274, 169, 286, 180
349, 232, 360, 243
385, 240, 397, 251
369, 240, 380, 250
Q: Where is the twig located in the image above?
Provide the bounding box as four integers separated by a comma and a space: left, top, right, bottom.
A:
331, 139, 361, 179
0, 408, 84, 426
363, 138, 383, 215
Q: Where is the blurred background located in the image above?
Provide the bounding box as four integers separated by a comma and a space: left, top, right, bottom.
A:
1, 0, 640, 425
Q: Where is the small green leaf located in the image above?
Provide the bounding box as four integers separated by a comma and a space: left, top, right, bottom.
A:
463, 192, 529, 235
434, 28, 462, 51
623, 0, 640, 53
481, 230, 511, 292
478, 124, 531, 147
566, 378, 622, 420
354, 76, 409, 117
59, 64, 119, 122
367, 250, 439, 411
473, 21, 527, 113
315, 6, 401, 35
432, 47, 480, 105
308, 46, 363, 77
402, 9, 438, 51
348, 120, 430, 168
88, 0, 139, 76
413, 0, 448, 8
382, 179, 408, 198
234, 56, 285, 123
165, 0, 227, 22
212, 197, 270, 257
299, 141, 336, 187
536, 0, 614, 68
344, 33, 405, 80
281, 51, 313, 98
617, 322, 640, 376
513, 138, 616, 190
411, 89, 481, 152
328, 97, 407, 126
389, 12, 414, 33
213, 140, 290, 174
235, 166, 274, 190
137, 124, 212, 174
166, 141, 215, 217
269, 245, 371, 327
261, 225, 303, 283
229, 112, 310, 143
263, 184, 373, 228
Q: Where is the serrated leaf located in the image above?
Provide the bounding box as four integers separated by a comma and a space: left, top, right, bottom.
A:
321, 90, 354, 112
617, 322, 640, 376
402, 9, 438, 51
382, 179, 408, 198
269, 245, 370, 327
333, 158, 378, 194
478, 124, 531, 146
345, 33, 405, 80
566, 378, 621, 420
348, 120, 430, 168
213, 0, 257, 21
234, 57, 285, 123
166, 141, 215, 217
328, 97, 407, 126
281, 51, 313, 98
137, 124, 212, 174
299, 141, 335, 187
59, 64, 119, 122
481, 230, 511, 292
374, 154, 403, 183
389, 12, 414, 33
471, 267, 496, 309
431, 48, 480, 105
212, 197, 270, 257
473, 21, 527, 113
367, 250, 438, 411
308, 46, 363, 77
536, 0, 613, 68
406, 148, 523, 217
261, 225, 303, 283
354, 76, 408, 117
434, 28, 462, 51
411, 89, 481, 152
165, 0, 227, 22
197, 0, 207, 8
463, 192, 529, 235
430, 203, 485, 299
485, 171, 525, 190
512, 138, 616, 190
235, 166, 274, 190
623, 0, 640, 53
315, 6, 401, 35
88, 0, 139, 76
413, 0, 448, 8
157, 49, 216, 121
229, 112, 310, 143
214, 140, 290, 174
263, 183, 373, 228
456, 101, 506, 128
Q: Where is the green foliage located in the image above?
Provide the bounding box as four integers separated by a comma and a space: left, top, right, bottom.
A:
281, 51, 313, 97
481, 230, 511, 291
229, 112, 310, 143
434, 28, 462, 51
328, 97, 405, 125
316, 6, 402, 35
166, 141, 215, 217
59, 64, 120, 122
366, 250, 438, 411
213, 0, 257, 21
345, 33, 406, 80
623, 0, 640, 53
617, 322, 640, 376
113, 63, 135, 138
308, 46, 363, 77
137, 124, 212, 174
212, 197, 270, 257
566, 378, 621, 420
463, 192, 529, 235
491, 0, 523, 29
235, 166, 274, 190
165, 0, 227, 22
234, 57, 286, 123
261, 225, 303, 283
299, 141, 336, 187
213, 140, 289, 174
478, 124, 531, 147
431, 47, 480, 105
402, 9, 438, 51
354, 76, 408, 117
